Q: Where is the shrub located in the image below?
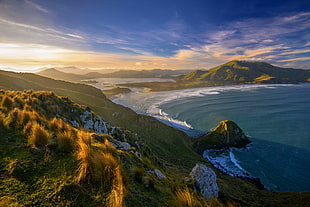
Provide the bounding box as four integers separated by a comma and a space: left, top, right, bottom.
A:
28, 122, 50, 148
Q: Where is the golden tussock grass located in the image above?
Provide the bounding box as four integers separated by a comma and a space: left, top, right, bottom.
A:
75, 131, 125, 206
74, 131, 92, 184
172, 188, 200, 207
106, 166, 124, 207
28, 122, 50, 148
0, 95, 13, 110
56, 130, 76, 152
49, 118, 69, 134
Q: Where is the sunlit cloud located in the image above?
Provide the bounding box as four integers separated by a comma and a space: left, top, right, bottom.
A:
278, 57, 310, 62
0, 0, 309, 70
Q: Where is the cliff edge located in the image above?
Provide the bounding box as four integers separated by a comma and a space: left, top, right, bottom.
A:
193, 120, 251, 154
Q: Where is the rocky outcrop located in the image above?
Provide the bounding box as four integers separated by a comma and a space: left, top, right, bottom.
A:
193, 120, 250, 154
111, 140, 131, 151
148, 169, 166, 179
190, 163, 218, 201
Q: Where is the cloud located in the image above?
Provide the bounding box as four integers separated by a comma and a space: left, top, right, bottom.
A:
280, 49, 310, 55
0, 0, 309, 70
165, 12, 310, 68
278, 57, 310, 62
25, 0, 49, 14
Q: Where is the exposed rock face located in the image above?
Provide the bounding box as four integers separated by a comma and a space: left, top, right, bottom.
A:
111, 140, 131, 151
193, 120, 250, 154
149, 169, 166, 179
190, 163, 218, 201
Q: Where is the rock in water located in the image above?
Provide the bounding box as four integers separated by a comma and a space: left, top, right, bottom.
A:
190, 163, 218, 201
193, 120, 250, 153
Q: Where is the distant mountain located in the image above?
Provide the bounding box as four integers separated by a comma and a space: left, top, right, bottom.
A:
55, 66, 91, 74
55, 66, 118, 75
37, 68, 195, 81
179, 61, 310, 84
37, 68, 86, 81
103, 69, 195, 78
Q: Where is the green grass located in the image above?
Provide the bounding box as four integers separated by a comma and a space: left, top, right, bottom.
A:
0, 71, 310, 206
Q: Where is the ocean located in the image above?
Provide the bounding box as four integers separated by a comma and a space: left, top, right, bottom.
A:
98, 81, 310, 192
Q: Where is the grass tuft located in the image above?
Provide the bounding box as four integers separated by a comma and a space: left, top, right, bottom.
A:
56, 130, 76, 152
28, 122, 50, 148
1, 95, 13, 110
171, 187, 207, 207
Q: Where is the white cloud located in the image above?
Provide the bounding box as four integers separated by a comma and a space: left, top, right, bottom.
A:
25, 0, 49, 14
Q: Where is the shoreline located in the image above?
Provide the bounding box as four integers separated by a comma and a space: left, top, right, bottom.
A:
203, 147, 266, 190
107, 82, 309, 192
112, 93, 267, 190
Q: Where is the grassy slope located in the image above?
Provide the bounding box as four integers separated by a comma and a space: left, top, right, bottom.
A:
37, 68, 86, 82
1, 70, 310, 206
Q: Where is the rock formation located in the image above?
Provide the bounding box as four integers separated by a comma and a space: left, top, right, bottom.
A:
193, 120, 250, 154
190, 163, 218, 201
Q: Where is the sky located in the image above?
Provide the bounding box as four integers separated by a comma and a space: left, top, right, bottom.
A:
0, 0, 310, 71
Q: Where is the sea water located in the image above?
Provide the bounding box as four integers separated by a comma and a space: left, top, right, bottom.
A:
113, 84, 310, 192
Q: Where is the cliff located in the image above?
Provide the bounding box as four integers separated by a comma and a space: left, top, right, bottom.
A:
193, 120, 251, 154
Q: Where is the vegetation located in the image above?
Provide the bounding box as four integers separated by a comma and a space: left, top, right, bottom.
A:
0, 70, 310, 206
0, 90, 224, 206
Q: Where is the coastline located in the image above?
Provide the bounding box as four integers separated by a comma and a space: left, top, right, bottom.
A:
111, 89, 267, 190
203, 147, 266, 190
106, 82, 310, 192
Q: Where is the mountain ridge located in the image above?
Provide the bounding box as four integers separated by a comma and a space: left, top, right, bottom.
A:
179, 60, 310, 84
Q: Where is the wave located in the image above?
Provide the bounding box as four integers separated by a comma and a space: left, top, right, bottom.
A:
113, 84, 296, 135
203, 149, 251, 178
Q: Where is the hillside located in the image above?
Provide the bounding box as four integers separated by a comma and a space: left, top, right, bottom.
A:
0, 90, 217, 206
119, 61, 310, 91
37, 68, 194, 83
102, 69, 194, 78
1, 70, 310, 206
179, 61, 310, 84
37, 68, 86, 82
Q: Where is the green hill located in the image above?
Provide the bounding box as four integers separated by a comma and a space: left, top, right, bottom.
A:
179, 60, 310, 84
0, 70, 310, 206
37, 68, 86, 82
